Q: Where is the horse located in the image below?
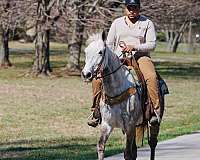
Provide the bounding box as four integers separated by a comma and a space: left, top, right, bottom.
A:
81, 31, 162, 160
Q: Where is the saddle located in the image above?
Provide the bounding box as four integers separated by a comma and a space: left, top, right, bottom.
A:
90, 56, 169, 127
124, 56, 169, 123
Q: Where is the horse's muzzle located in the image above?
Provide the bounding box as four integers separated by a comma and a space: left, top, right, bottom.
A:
81, 70, 93, 82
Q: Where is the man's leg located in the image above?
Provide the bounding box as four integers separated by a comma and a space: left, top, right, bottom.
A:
88, 78, 102, 127
137, 56, 161, 124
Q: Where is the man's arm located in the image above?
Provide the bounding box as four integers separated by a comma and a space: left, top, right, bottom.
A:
106, 20, 117, 51
136, 20, 156, 52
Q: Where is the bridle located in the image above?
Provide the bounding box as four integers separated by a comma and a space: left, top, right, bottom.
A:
92, 44, 106, 79
93, 44, 126, 80
92, 42, 137, 107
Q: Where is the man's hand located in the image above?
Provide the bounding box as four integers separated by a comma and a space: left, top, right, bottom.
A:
121, 45, 135, 53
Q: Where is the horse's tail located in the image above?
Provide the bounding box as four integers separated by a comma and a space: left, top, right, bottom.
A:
136, 124, 147, 146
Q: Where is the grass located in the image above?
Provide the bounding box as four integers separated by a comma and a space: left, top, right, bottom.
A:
0, 41, 200, 159
156, 42, 200, 54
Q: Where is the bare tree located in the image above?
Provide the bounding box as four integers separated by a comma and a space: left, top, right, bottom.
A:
0, 0, 11, 67
31, 0, 66, 76
142, 0, 200, 52
66, 0, 85, 72
32, 0, 52, 75
2, 0, 199, 73
63, 0, 122, 72
0, 26, 10, 67
0, 0, 33, 67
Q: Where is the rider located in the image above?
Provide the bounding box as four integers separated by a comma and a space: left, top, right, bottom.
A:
88, 0, 161, 127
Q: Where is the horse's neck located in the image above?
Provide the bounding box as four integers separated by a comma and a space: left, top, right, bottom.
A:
102, 50, 132, 97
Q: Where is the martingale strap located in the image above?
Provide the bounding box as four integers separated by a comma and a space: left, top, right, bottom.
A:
104, 87, 136, 106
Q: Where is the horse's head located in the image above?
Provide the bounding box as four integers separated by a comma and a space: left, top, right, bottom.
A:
82, 31, 107, 82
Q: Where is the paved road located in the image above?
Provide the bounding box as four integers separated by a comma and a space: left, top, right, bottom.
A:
105, 131, 200, 160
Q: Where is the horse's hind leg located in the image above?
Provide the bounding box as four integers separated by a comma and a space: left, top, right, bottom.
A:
124, 127, 137, 160
148, 123, 160, 160
97, 123, 113, 160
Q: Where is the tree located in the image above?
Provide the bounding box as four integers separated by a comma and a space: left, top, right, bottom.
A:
142, 0, 200, 52
32, 0, 52, 75
64, 0, 122, 72
0, 0, 33, 67
66, 0, 85, 72
0, 0, 11, 67
31, 0, 67, 76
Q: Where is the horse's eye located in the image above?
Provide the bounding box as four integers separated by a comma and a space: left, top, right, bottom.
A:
99, 51, 102, 55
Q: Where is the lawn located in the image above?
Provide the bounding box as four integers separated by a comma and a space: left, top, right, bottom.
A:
0, 42, 200, 159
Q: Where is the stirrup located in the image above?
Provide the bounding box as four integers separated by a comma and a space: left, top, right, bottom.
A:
150, 110, 161, 126
149, 116, 160, 126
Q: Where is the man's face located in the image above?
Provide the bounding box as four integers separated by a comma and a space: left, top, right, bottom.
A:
125, 5, 140, 19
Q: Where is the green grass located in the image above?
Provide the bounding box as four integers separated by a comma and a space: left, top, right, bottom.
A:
155, 42, 200, 54
0, 42, 200, 159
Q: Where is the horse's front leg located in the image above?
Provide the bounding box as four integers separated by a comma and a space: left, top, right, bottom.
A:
124, 126, 137, 160
97, 122, 113, 160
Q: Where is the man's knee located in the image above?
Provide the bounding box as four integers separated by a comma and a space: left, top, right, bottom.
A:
144, 72, 157, 83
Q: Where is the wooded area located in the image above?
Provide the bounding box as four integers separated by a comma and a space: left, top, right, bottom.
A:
0, 0, 200, 76
0, 1, 200, 159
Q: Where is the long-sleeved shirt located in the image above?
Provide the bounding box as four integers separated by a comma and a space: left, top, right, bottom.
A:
106, 15, 156, 57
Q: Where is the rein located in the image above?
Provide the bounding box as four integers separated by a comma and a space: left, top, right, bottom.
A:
96, 61, 126, 79
93, 46, 106, 79
95, 48, 125, 79
93, 46, 136, 106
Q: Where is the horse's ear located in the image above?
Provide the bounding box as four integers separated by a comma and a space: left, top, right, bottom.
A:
101, 30, 106, 42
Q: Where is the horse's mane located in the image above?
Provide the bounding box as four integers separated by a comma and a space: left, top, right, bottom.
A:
86, 32, 102, 45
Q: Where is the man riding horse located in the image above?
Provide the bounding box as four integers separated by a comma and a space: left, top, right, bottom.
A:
88, 0, 163, 127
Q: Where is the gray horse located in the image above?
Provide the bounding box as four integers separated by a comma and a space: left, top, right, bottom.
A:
82, 32, 161, 160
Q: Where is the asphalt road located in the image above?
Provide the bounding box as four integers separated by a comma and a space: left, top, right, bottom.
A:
105, 131, 200, 160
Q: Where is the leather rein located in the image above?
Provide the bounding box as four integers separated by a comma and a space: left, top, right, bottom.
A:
94, 46, 125, 80
93, 44, 136, 106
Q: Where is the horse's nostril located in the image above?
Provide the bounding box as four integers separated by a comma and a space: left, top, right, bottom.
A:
86, 72, 92, 79
81, 70, 92, 80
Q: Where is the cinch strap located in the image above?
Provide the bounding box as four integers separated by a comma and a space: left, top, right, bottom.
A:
104, 87, 136, 106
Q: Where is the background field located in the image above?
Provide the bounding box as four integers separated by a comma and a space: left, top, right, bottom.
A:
0, 42, 200, 160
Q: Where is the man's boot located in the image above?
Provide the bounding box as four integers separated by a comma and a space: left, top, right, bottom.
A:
87, 79, 102, 127
88, 105, 101, 127
150, 107, 161, 125
150, 95, 163, 126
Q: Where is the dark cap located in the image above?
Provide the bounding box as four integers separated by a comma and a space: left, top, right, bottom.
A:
124, 0, 140, 7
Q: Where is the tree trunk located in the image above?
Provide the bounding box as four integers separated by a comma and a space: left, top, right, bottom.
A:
32, 2, 51, 76
165, 30, 170, 42
32, 27, 51, 75
187, 21, 193, 53
67, 1, 85, 72
171, 32, 180, 53
167, 31, 174, 52
0, 28, 11, 67
171, 22, 188, 53
166, 22, 189, 53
